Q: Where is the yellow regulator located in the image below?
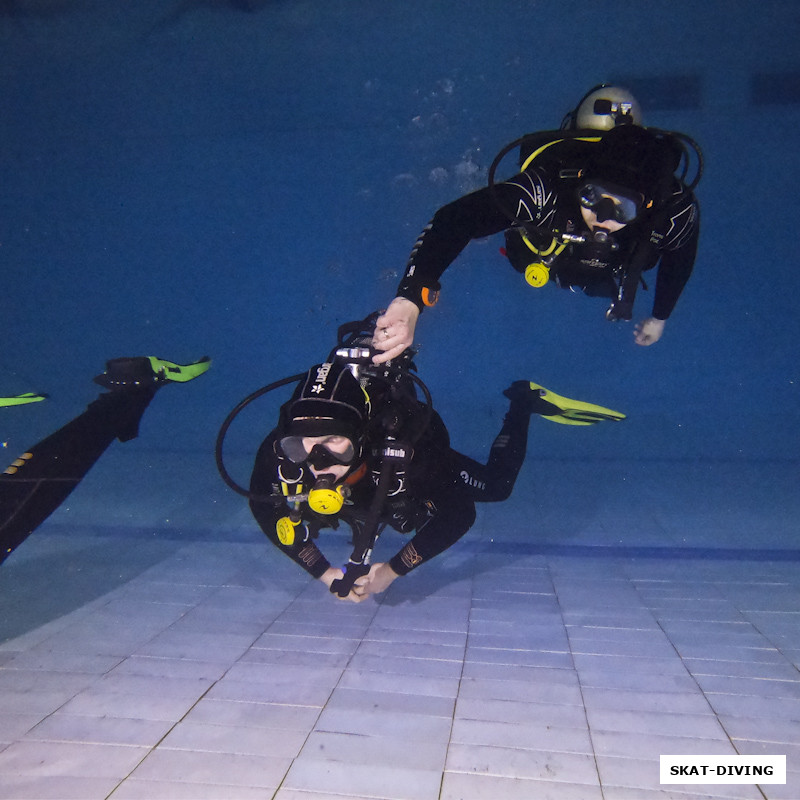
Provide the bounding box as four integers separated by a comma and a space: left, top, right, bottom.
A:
524, 262, 550, 288
307, 483, 346, 515
275, 516, 301, 546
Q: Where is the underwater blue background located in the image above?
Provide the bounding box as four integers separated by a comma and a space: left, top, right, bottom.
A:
1, 0, 798, 550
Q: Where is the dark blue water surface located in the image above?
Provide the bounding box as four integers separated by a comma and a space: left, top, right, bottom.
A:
1, 0, 798, 551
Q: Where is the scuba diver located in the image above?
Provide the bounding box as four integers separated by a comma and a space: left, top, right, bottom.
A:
236, 314, 624, 603
1, 355, 210, 565
372, 85, 702, 364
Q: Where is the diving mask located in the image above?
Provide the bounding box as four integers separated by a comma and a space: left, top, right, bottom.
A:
279, 434, 356, 470
578, 182, 644, 224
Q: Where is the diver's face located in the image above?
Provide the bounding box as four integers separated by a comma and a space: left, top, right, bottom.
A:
302, 434, 353, 480
580, 205, 627, 233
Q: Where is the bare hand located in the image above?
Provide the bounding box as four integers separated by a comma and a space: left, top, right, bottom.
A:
319, 566, 365, 603
634, 317, 666, 346
352, 562, 399, 599
371, 297, 420, 365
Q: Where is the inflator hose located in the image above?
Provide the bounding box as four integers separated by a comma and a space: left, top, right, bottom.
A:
214, 373, 304, 501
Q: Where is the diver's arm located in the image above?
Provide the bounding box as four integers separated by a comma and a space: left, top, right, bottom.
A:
387, 483, 476, 577
373, 179, 533, 364
248, 497, 333, 579
649, 197, 699, 321
385, 509, 473, 577
634, 196, 699, 345
249, 497, 359, 602
650, 236, 697, 321
248, 436, 334, 578
636, 242, 696, 346
354, 428, 471, 598
394, 181, 527, 310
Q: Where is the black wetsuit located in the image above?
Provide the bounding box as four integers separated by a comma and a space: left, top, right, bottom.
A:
249, 396, 533, 579
1, 387, 156, 565
397, 142, 699, 321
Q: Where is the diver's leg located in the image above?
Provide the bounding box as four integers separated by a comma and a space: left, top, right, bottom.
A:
0, 386, 156, 564
0, 355, 210, 565
452, 388, 534, 503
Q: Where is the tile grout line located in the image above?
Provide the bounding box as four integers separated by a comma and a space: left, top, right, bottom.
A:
438, 548, 476, 800
551, 559, 607, 800
103, 567, 313, 799
625, 564, 772, 800
267, 581, 388, 800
